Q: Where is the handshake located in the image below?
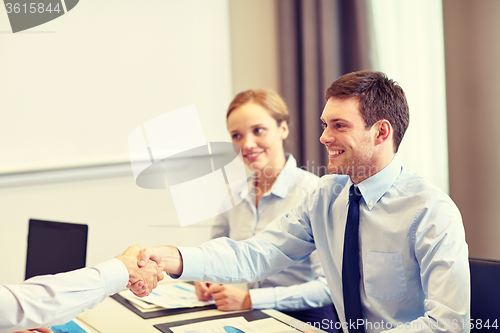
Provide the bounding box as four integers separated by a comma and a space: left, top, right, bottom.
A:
115, 244, 182, 297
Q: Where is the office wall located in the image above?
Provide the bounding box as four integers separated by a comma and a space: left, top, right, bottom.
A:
0, 0, 281, 285
228, 0, 280, 94
0, 0, 233, 174
443, 0, 500, 260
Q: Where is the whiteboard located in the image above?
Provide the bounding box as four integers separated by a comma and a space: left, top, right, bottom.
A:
0, 0, 233, 174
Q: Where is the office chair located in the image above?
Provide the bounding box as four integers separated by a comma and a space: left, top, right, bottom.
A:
469, 258, 500, 331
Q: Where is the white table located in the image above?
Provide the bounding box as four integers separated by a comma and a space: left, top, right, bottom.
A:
77, 296, 328, 333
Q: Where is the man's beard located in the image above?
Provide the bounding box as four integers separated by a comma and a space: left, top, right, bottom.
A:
327, 153, 379, 181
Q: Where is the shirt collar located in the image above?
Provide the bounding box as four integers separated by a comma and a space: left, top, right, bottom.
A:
346, 156, 402, 211
238, 153, 297, 200
269, 153, 297, 199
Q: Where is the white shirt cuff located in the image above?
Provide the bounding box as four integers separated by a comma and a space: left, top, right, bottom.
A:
94, 258, 129, 295
175, 246, 205, 280
249, 287, 276, 309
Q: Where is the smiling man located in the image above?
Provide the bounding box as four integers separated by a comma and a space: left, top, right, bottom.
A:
135, 71, 470, 333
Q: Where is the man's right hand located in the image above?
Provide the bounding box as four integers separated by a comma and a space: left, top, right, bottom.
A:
116, 244, 164, 297
128, 245, 183, 296
137, 245, 183, 276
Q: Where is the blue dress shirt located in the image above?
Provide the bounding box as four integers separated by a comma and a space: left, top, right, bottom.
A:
211, 154, 333, 310
178, 157, 470, 332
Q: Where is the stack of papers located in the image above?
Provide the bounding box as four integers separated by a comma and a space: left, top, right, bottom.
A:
119, 282, 213, 310
170, 317, 264, 333
168, 317, 299, 333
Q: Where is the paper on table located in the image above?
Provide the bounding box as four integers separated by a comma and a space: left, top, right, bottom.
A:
121, 294, 163, 310
170, 317, 265, 333
119, 282, 213, 309
50, 320, 88, 333
250, 318, 299, 333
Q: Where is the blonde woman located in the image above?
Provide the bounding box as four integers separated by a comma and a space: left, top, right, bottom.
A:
194, 89, 338, 331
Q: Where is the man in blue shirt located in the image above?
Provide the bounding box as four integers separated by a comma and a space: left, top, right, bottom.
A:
136, 71, 470, 333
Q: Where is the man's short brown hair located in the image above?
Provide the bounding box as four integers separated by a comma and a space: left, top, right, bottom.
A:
325, 71, 409, 152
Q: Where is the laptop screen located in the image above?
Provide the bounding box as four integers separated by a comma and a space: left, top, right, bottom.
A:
25, 219, 88, 280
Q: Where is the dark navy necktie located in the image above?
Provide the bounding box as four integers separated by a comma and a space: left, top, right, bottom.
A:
342, 185, 365, 332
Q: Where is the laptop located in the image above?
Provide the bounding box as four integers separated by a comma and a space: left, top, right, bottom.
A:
25, 218, 88, 280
